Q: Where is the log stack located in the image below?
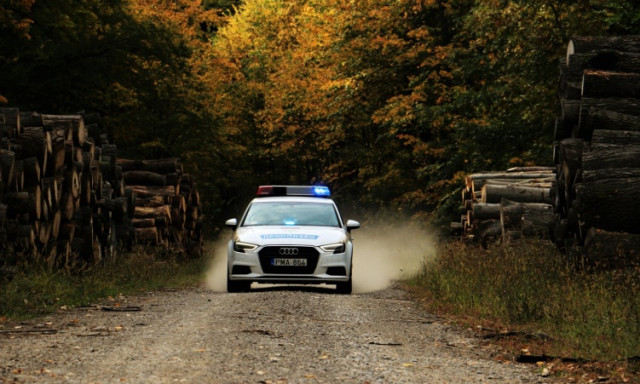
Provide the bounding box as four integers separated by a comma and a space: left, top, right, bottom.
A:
118, 158, 203, 256
454, 167, 555, 246
0, 107, 203, 272
553, 35, 640, 267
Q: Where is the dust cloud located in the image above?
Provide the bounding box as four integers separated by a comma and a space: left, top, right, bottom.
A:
351, 223, 436, 293
205, 235, 231, 292
205, 224, 437, 293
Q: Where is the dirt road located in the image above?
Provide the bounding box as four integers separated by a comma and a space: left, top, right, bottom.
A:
0, 284, 546, 383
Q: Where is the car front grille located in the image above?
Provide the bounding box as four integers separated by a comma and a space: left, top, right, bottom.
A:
258, 246, 319, 274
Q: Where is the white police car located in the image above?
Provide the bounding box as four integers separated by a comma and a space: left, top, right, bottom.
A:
225, 185, 360, 293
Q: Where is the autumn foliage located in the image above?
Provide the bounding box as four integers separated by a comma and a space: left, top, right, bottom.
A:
1, 0, 639, 228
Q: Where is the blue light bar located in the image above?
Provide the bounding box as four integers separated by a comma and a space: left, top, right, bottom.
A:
313, 186, 331, 196
256, 185, 331, 197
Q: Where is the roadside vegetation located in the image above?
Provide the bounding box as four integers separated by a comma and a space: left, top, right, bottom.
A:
410, 238, 640, 380
0, 248, 207, 320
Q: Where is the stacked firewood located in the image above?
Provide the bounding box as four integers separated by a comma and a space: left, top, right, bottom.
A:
0, 107, 203, 271
553, 36, 640, 267
453, 167, 555, 247
119, 158, 203, 256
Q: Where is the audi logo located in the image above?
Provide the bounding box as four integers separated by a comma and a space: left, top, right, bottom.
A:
279, 247, 299, 256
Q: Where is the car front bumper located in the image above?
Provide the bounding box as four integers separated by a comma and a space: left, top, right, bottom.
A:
227, 242, 352, 285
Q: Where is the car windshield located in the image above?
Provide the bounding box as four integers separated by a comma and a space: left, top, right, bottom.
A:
242, 202, 340, 227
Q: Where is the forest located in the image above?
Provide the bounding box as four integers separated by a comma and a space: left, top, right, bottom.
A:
2, 0, 640, 231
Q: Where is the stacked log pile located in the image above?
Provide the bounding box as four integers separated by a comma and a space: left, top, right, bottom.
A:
0, 107, 203, 271
553, 35, 640, 267
118, 158, 203, 256
453, 167, 555, 246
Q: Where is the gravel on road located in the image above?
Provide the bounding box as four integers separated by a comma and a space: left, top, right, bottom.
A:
0, 284, 547, 383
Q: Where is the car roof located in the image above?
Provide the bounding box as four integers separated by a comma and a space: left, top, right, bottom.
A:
250, 196, 336, 204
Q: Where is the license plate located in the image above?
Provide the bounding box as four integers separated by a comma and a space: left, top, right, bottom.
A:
272, 258, 307, 267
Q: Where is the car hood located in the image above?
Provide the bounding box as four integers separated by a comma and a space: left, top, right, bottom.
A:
235, 226, 347, 247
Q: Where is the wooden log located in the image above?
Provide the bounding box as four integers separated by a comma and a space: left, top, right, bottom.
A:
133, 227, 160, 245
0, 107, 20, 137
127, 185, 177, 199
482, 183, 552, 204
97, 197, 127, 223
500, 199, 554, 239
41, 114, 87, 147
116, 158, 181, 174
19, 111, 43, 127
562, 99, 582, 126
12, 159, 24, 190
581, 70, 640, 99
47, 133, 66, 177
554, 117, 573, 141
591, 129, 640, 146
582, 167, 640, 182
468, 171, 554, 193
567, 36, 640, 63
133, 205, 171, 223
123, 171, 167, 186
25, 185, 42, 221
132, 218, 156, 228
583, 227, 640, 269
582, 143, 640, 171
5, 192, 30, 218
0, 149, 15, 188
63, 168, 81, 199
559, 138, 585, 199
450, 221, 463, 235
136, 195, 166, 207
575, 178, 640, 233
13, 126, 48, 160
578, 98, 640, 140
22, 157, 41, 187
59, 192, 78, 221
565, 50, 640, 82
476, 219, 502, 248
471, 203, 500, 221
581, 108, 640, 140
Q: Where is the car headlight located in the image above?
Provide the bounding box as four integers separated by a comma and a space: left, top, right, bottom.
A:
320, 242, 346, 254
233, 241, 258, 253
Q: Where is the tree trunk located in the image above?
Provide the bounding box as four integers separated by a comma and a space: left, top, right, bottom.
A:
559, 138, 585, 199
41, 114, 87, 147
468, 171, 554, 194
578, 98, 640, 140
123, 171, 167, 187
0, 149, 15, 188
566, 50, 640, 82
481, 183, 552, 204
567, 36, 640, 62
582, 143, 640, 171
471, 203, 500, 221
591, 129, 640, 146
580, 108, 640, 141
581, 70, 640, 99
500, 200, 554, 240
583, 227, 640, 269
575, 178, 640, 233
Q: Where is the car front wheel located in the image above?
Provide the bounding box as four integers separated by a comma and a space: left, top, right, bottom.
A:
227, 275, 251, 293
336, 279, 352, 294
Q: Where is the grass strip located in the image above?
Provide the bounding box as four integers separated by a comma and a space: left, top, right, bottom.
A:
0, 247, 207, 320
410, 238, 640, 361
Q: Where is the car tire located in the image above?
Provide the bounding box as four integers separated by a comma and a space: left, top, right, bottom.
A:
336, 279, 352, 294
227, 275, 251, 293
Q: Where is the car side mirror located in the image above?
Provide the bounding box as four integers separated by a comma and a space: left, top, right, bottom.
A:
346, 220, 360, 231
225, 218, 238, 229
